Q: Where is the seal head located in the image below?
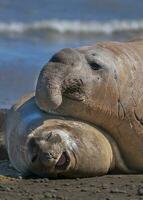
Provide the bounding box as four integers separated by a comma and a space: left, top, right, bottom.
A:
27, 128, 77, 178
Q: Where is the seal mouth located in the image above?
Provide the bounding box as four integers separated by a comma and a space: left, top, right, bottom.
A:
63, 93, 84, 101
55, 151, 70, 170
62, 79, 85, 102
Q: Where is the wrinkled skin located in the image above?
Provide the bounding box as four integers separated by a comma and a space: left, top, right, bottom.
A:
6, 95, 117, 178
36, 41, 143, 172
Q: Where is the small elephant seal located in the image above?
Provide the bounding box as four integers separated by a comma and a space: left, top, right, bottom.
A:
5, 95, 132, 178
36, 40, 143, 173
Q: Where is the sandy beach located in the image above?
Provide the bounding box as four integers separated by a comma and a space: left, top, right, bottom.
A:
0, 160, 143, 200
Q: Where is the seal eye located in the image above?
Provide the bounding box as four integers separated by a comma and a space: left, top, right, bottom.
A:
89, 62, 102, 70
45, 132, 52, 141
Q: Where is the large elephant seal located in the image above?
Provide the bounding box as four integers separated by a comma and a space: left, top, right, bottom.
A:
6, 94, 131, 178
36, 40, 143, 173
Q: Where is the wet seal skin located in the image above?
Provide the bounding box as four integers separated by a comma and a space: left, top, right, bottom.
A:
5, 95, 132, 178
36, 40, 143, 173
0, 109, 8, 160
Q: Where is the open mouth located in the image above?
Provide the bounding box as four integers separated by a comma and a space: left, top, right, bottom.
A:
55, 151, 70, 170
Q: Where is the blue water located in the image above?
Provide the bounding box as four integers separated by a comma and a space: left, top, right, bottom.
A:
0, 0, 143, 108
0, 0, 143, 21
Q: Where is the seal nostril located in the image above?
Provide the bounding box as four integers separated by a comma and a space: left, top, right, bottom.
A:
31, 154, 38, 163
43, 152, 53, 160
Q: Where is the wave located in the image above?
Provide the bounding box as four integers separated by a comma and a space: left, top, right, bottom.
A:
0, 19, 143, 35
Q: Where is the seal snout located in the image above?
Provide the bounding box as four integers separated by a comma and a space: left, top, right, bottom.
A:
35, 48, 85, 111
27, 135, 57, 165
31, 152, 53, 164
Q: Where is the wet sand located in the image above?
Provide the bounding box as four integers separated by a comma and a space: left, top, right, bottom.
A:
0, 113, 143, 200
0, 160, 143, 200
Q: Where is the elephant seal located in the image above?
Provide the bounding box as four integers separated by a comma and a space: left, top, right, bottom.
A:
6, 95, 132, 178
35, 40, 143, 173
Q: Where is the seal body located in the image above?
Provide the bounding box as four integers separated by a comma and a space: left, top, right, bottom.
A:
6, 95, 121, 178
36, 41, 143, 172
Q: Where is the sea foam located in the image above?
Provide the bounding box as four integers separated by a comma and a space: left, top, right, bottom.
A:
0, 19, 143, 35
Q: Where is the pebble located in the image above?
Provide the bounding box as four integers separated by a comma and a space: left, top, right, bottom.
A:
52, 194, 56, 198
44, 193, 52, 198
90, 184, 95, 187
80, 188, 88, 192
110, 189, 126, 194
138, 186, 143, 196
102, 184, 108, 189
63, 183, 70, 186
54, 188, 60, 191
0, 185, 10, 191
56, 196, 65, 200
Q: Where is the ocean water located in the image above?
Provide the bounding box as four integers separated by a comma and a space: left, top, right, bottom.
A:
0, 0, 143, 108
